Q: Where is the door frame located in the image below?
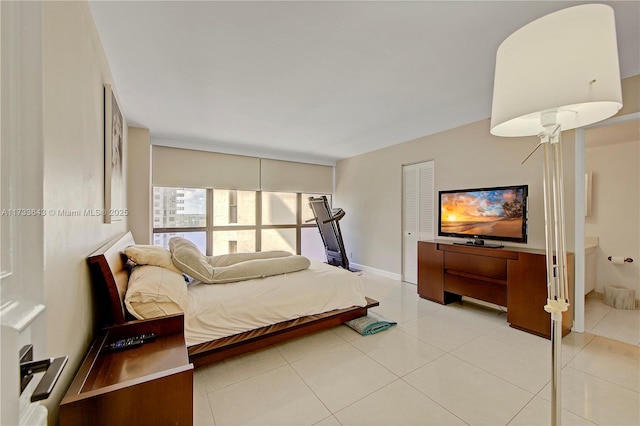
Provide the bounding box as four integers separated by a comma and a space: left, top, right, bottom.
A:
573, 111, 640, 332
0, 1, 47, 424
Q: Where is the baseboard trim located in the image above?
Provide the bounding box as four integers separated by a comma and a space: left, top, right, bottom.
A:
349, 263, 402, 281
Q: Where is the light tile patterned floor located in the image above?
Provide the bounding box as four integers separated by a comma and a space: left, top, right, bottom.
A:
193, 271, 640, 425
585, 293, 640, 346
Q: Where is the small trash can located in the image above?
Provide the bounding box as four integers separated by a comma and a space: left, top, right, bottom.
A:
604, 285, 636, 310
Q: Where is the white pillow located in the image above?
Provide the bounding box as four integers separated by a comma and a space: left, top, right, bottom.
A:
125, 265, 190, 320
124, 245, 183, 275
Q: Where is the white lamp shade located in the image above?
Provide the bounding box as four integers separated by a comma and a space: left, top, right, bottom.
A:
490, 4, 622, 137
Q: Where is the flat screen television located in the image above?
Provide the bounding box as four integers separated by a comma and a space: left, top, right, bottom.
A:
438, 185, 528, 247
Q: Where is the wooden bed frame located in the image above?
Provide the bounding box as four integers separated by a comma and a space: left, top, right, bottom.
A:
88, 232, 379, 368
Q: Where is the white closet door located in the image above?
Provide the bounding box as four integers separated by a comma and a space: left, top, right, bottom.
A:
403, 166, 418, 284
402, 161, 434, 284
418, 162, 435, 241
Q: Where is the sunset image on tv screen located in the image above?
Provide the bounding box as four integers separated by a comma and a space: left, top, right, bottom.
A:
440, 188, 525, 238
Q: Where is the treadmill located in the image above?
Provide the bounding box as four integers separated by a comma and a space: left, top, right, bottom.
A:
307, 196, 358, 272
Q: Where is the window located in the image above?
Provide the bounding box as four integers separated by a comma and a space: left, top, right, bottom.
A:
261, 192, 307, 254
262, 192, 296, 225
228, 190, 238, 224
153, 231, 207, 254
153, 187, 207, 251
213, 230, 255, 255
300, 226, 326, 262
153, 187, 331, 256
262, 228, 296, 253
153, 187, 206, 228
301, 194, 332, 262
213, 189, 255, 226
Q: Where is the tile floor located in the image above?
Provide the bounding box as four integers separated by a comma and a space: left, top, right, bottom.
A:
584, 293, 640, 347
193, 272, 640, 425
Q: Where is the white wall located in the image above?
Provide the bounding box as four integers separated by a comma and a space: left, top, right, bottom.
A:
42, 2, 127, 420
128, 127, 152, 244
585, 139, 640, 300
335, 118, 576, 275
335, 75, 639, 278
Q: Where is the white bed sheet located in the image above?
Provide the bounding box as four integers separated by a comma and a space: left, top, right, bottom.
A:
183, 260, 367, 346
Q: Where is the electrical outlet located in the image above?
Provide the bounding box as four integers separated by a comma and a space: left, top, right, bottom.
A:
349, 252, 353, 258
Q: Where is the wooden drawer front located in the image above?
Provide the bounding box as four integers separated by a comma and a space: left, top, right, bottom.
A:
60, 368, 193, 426
444, 252, 507, 280
444, 274, 507, 306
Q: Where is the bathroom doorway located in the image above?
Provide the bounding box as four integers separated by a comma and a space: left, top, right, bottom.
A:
582, 116, 640, 346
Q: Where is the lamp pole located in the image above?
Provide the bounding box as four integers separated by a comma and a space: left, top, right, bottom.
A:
538, 112, 570, 426
490, 6, 623, 422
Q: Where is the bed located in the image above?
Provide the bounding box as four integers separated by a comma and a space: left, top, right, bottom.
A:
87, 231, 379, 368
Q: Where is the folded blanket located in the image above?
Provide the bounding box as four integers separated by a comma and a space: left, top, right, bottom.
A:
345, 311, 396, 335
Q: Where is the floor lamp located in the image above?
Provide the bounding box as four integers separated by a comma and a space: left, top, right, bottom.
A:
489, 4, 622, 425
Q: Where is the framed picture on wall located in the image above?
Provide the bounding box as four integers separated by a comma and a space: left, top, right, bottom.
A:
104, 83, 124, 223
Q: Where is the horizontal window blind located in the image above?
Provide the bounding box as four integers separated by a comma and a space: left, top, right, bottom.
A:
152, 146, 261, 190
152, 146, 333, 193
260, 159, 333, 194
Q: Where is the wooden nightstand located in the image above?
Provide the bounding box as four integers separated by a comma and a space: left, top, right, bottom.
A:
60, 314, 193, 425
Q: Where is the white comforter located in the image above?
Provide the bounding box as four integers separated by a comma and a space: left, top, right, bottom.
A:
183, 261, 367, 346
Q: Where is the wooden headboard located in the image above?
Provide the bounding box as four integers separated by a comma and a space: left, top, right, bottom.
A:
88, 231, 136, 327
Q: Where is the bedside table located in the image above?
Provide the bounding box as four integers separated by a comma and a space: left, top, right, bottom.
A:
60, 314, 193, 425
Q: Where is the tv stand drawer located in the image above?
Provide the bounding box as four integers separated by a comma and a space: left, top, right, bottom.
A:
444, 273, 507, 306
444, 251, 507, 280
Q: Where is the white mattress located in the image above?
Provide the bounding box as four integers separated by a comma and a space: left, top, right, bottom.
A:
183, 261, 367, 346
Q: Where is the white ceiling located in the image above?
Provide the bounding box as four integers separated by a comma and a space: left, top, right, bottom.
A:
89, 1, 640, 165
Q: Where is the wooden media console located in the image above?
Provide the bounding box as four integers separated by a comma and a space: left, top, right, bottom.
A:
418, 241, 574, 339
